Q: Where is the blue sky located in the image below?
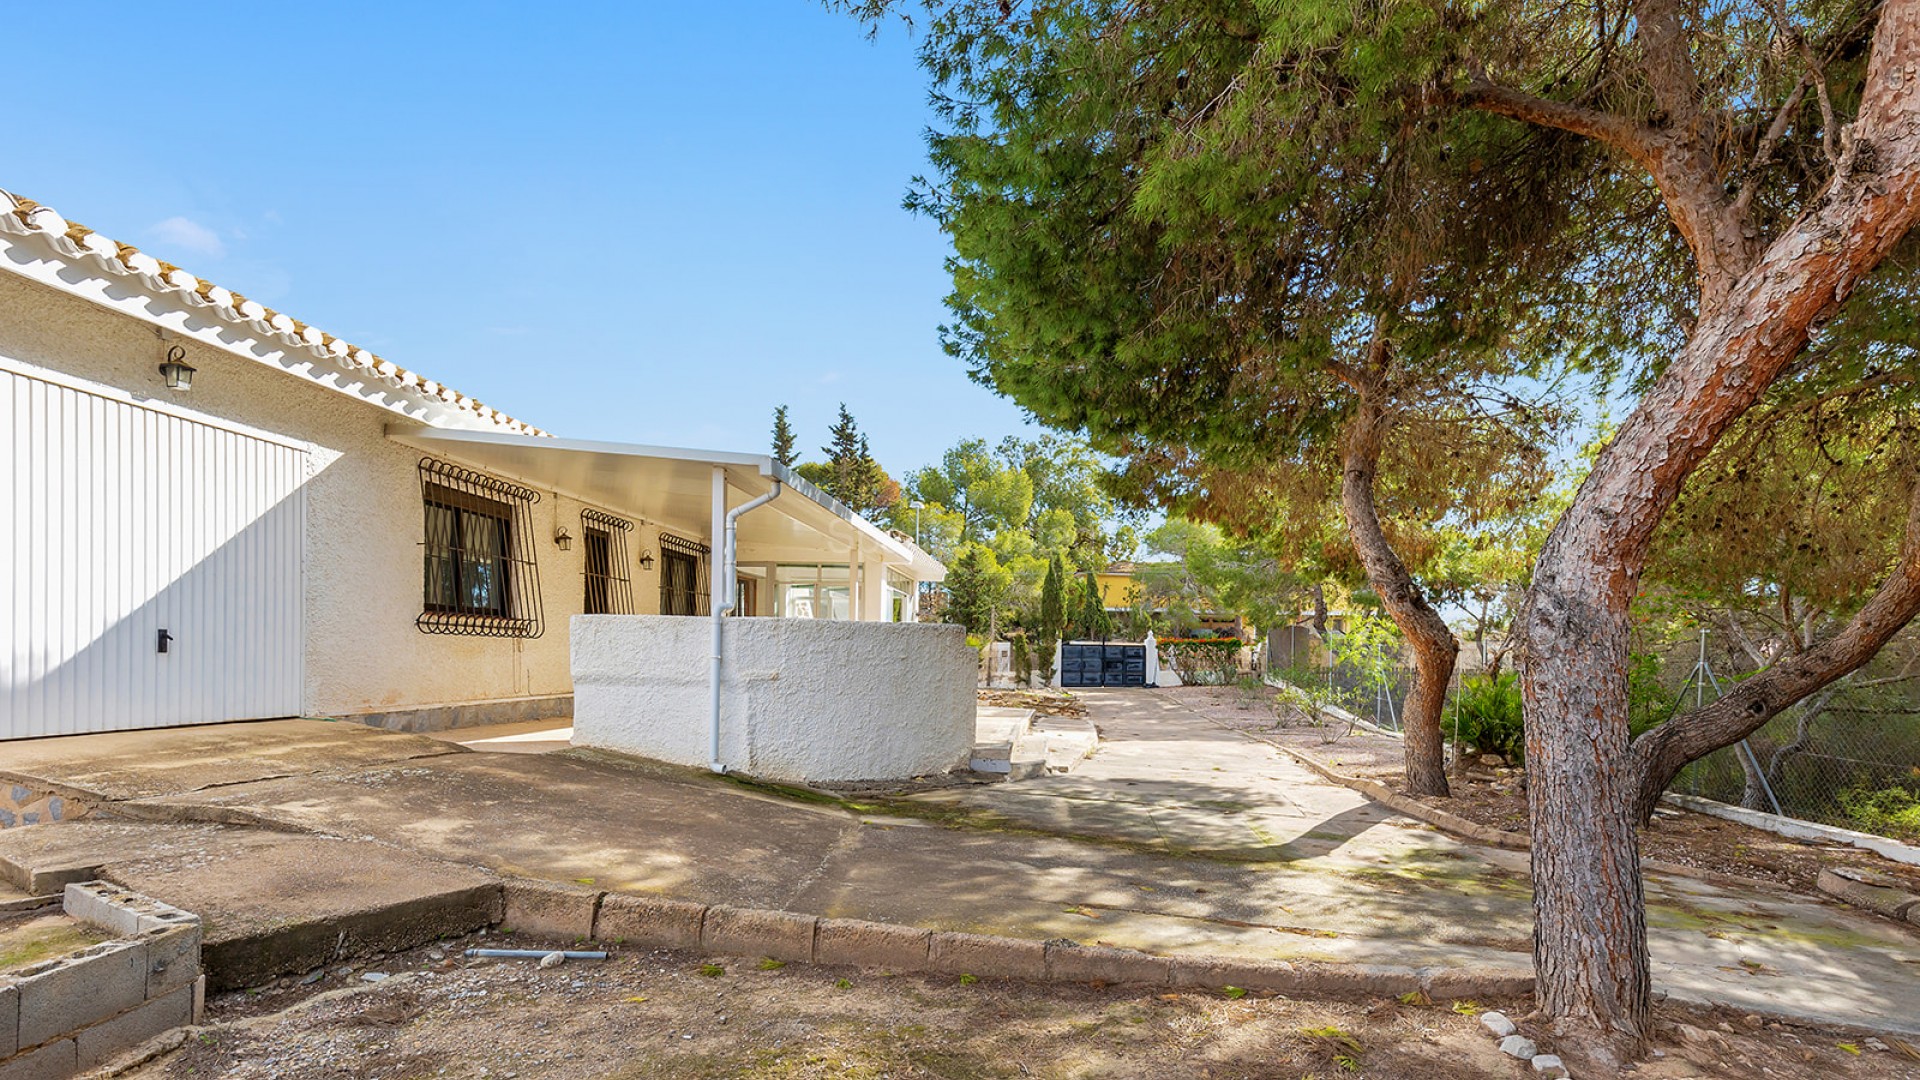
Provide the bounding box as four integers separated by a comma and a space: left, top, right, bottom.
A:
6, 2, 1035, 474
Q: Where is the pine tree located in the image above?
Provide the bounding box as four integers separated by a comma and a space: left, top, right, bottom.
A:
821, 403, 867, 509
771, 405, 797, 467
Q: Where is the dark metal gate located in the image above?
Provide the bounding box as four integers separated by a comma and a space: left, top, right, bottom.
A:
1060, 642, 1148, 688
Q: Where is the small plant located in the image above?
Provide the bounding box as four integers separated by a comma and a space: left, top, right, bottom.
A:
697, 963, 725, 977
1397, 989, 1431, 1006
834, 977, 853, 989
1222, 985, 1248, 999
1452, 672, 1526, 765
958, 973, 979, 986
758, 958, 787, 971
1838, 785, 1920, 843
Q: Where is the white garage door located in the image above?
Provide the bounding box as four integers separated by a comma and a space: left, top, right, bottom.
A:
2, 360, 306, 738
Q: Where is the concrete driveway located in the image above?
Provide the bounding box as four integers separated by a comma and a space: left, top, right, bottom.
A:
2, 693, 1917, 1034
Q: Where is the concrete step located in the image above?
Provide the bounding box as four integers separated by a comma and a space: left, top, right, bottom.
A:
0, 822, 502, 990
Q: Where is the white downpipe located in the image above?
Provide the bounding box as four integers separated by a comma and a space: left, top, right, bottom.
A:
709, 479, 783, 773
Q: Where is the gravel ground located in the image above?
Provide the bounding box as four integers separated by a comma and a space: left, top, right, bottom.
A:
95, 930, 1918, 1080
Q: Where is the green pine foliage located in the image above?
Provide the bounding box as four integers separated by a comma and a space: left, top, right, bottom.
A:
771, 405, 797, 467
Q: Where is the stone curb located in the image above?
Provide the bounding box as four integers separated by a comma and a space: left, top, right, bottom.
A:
553, 886, 1534, 1002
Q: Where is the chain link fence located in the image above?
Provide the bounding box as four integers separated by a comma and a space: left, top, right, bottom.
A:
1668, 632, 1920, 841
1266, 621, 1920, 843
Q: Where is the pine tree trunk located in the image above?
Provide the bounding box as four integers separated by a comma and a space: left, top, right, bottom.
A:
1339, 395, 1455, 798
1517, 8, 1920, 1054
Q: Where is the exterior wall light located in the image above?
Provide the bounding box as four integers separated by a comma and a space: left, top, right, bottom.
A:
158, 345, 196, 391
637, 550, 655, 571
554, 526, 573, 551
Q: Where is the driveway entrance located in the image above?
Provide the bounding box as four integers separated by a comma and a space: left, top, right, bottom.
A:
1059, 642, 1147, 687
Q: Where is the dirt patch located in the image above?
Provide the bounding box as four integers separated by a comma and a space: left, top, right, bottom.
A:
109, 933, 1915, 1080
1164, 684, 1920, 900
0, 910, 109, 974
977, 688, 1089, 720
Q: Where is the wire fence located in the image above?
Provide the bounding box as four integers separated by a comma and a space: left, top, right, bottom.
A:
1264, 622, 1920, 844
1667, 635, 1920, 841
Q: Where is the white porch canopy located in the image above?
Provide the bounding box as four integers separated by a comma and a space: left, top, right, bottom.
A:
385, 425, 943, 582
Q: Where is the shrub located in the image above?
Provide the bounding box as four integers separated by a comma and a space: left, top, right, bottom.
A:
1838, 785, 1920, 843
1453, 671, 1526, 765
1157, 637, 1243, 684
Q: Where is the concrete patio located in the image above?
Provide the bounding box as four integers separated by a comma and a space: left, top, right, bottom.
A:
0, 691, 1915, 1035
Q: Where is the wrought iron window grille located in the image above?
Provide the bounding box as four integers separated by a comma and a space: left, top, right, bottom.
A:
581, 508, 635, 615
417, 458, 545, 638
658, 532, 711, 616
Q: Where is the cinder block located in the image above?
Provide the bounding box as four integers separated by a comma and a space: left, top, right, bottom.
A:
0, 1037, 77, 1080
699, 906, 816, 963
926, 932, 1046, 981
1044, 942, 1172, 987
501, 880, 602, 940
143, 923, 202, 998
64, 881, 199, 938
594, 894, 706, 949
15, 940, 147, 1048
0, 979, 17, 1058
814, 919, 930, 970
1168, 955, 1306, 993
76, 983, 194, 1070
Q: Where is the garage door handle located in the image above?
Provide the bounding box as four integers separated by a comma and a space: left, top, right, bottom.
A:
157, 629, 173, 654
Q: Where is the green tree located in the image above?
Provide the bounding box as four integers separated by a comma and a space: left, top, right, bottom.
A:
906, 0, 1602, 802
941, 543, 1007, 637
806, 404, 897, 516
1037, 553, 1067, 682
771, 405, 797, 468
1072, 571, 1113, 642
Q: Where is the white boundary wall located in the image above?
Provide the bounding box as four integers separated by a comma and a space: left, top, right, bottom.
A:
571, 616, 976, 782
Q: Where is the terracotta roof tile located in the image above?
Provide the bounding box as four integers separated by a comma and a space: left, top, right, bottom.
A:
0, 186, 546, 436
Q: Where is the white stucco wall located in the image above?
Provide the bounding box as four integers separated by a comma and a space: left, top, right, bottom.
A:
0, 270, 645, 719
571, 615, 977, 782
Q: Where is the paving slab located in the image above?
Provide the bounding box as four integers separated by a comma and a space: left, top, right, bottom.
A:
0, 719, 462, 801
0, 822, 500, 990
129, 750, 857, 910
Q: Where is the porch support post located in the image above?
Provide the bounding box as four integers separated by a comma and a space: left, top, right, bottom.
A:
849, 544, 861, 621
710, 466, 727, 615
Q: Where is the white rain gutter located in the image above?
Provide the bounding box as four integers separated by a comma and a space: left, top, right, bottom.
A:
709, 478, 784, 773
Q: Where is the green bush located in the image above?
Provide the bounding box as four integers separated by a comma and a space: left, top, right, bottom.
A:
1838, 785, 1920, 843
1453, 672, 1526, 765
1157, 638, 1243, 685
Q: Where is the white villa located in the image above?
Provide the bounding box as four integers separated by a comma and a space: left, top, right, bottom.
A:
0, 188, 962, 769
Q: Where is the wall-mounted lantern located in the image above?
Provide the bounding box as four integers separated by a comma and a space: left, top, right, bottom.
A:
158, 345, 196, 391
638, 550, 655, 571
554, 526, 573, 551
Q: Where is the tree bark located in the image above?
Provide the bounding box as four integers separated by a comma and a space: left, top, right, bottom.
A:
1505, 2, 1920, 1055
1339, 380, 1457, 798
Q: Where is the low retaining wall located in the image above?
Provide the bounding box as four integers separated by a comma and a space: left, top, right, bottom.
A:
1664, 793, 1920, 868
1, 882, 203, 1079
572, 616, 977, 783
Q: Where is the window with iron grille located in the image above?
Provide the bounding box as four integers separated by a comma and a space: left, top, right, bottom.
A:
417, 459, 544, 638
581, 508, 634, 615
659, 532, 710, 616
